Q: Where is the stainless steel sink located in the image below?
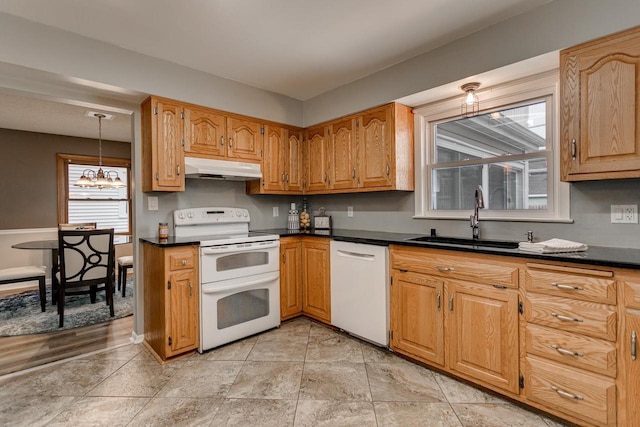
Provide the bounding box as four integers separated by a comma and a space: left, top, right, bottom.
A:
405, 235, 519, 249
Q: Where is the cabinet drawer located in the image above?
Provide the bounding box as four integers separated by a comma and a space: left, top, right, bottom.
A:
525, 268, 616, 305
525, 356, 616, 426
623, 280, 640, 309
390, 247, 518, 288
525, 294, 616, 341
168, 250, 196, 271
525, 324, 616, 378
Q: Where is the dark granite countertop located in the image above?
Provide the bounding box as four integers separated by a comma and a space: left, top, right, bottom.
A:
141, 228, 640, 270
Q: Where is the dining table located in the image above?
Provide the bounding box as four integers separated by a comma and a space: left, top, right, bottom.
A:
11, 235, 132, 290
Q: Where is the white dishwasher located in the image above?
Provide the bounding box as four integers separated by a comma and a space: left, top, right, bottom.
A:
330, 240, 389, 346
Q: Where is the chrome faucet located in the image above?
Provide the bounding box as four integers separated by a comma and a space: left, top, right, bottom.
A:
470, 185, 485, 240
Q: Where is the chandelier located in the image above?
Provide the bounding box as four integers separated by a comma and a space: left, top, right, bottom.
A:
74, 113, 125, 189
460, 82, 480, 117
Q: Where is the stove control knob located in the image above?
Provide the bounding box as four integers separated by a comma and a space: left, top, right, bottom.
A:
243, 212, 248, 217
188, 212, 194, 218
236, 211, 241, 217
179, 213, 185, 219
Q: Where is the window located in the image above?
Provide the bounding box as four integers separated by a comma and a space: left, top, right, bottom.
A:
414, 72, 570, 222
57, 154, 131, 234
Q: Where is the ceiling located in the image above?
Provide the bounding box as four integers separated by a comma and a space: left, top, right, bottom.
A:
0, 0, 553, 140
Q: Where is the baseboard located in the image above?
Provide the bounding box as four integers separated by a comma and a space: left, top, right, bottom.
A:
131, 329, 144, 344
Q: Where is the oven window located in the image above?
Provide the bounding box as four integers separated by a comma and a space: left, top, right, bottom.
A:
217, 289, 270, 329
216, 252, 269, 272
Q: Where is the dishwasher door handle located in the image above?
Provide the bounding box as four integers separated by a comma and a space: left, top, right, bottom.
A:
336, 249, 376, 261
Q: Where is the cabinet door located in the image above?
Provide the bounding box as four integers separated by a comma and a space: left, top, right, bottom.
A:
622, 313, 640, 425
447, 280, 519, 393
561, 28, 640, 180
358, 105, 393, 188
305, 126, 330, 192
184, 106, 226, 158
262, 125, 286, 191
167, 269, 198, 357
227, 117, 263, 162
331, 118, 357, 190
390, 271, 444, 366
286, 130, 304, 192
302, 238, 330, 323
280, 239, 303, 320
155, 99, 185, 190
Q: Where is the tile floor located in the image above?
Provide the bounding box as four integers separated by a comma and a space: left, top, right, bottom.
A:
0, 317, 571, 426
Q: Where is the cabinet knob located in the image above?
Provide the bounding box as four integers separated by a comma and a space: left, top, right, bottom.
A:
181, 259, 187, 265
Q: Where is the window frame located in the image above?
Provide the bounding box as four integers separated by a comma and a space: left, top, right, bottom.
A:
56, 153, 132, 235
413, 71, 571, 223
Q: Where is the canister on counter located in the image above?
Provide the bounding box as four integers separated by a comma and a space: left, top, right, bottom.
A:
158, 222, 169, 239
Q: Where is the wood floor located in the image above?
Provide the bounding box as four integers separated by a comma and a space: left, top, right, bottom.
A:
0, 316, 134, 376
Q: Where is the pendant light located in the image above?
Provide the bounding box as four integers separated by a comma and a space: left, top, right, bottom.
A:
74, 113, 125, 189
460, 82, 480, 117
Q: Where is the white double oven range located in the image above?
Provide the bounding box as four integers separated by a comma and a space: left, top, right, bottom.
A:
173, 207, 280, 353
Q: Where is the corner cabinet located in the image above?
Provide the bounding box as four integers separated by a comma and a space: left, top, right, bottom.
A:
141, 97, 186, 192
561, 25, 640, 181
143, 243, 199, 361
246, 126, 304, 194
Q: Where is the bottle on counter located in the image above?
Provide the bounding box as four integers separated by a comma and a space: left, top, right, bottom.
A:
299, 198, 311, 231
287, 202, 299, 231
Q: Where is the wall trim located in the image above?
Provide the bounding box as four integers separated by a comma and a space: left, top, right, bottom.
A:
0, 228, 57, 235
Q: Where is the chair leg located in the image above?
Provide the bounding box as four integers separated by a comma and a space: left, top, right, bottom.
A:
122, 266, 129, 297
118, 266, 123, 292
90, 285, 97, 304
52, 276, 58, 305
107, 279, 114, 317
38, 276, 46, 312
58, 288, 65, 328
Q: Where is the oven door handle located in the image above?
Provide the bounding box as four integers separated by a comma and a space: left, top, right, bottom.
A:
201, 273, 279, 294
201, 240, 279, 255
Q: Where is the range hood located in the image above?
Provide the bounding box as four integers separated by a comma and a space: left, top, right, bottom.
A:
184, 157, 262, 181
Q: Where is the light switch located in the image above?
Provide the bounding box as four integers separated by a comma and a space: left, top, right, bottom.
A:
148, 196, 158, 211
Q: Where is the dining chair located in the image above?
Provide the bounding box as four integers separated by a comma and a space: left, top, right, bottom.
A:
57, 228, 115, 327
58, 222, 97, 230
117, 255, 133, 297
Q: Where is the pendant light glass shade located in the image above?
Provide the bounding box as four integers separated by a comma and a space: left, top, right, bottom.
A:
74, 113, 125, 189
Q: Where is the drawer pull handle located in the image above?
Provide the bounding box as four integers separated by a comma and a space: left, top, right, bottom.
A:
551, 344, 584, 357
551, 312, 583, 323
632, 331, 637, 361
551, 282, 583, 291
436, 291, 441, 311
436, 266, 455, 272
449, 295, 454, 312
189, 281, 193, 297
551, 386, 583, 400
493, 285, 507, 289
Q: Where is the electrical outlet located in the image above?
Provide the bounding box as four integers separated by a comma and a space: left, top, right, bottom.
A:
347, 206, 354, 217
147, 196, 158, 211
611, 204, 638, 223
273, 206, 279, 217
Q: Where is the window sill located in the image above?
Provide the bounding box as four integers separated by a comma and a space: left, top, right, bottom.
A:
413, 214, 574, 224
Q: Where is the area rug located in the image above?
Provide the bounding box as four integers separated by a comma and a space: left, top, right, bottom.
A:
0, 278, 134, 336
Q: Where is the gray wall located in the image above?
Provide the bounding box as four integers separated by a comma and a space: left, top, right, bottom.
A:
0, 128, 131, 229
303, 0, 640, 125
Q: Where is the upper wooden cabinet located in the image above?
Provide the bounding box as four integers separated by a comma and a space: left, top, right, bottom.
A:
561, 25, 640, 181
305, 125, 331, 193
246, 125, 304, 194
303, 102, 414, 194
141, 97, 186, 192
184, 105, 226, 158
226, 117, 263, 162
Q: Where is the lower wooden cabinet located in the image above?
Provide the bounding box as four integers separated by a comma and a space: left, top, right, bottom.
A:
621, 312, 640, 425
390, 270, 444, 366
389, 245, 520, 395
447, 280, 520, 394
278, 236, 331, 324
143, 243, 199, 360
280, 237, 303, 320
301, 237, 331, 323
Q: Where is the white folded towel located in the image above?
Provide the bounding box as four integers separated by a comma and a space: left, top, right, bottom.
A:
518, 238, 588, 254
